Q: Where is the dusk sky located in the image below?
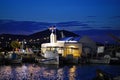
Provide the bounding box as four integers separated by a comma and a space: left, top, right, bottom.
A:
0, 0, 120, 34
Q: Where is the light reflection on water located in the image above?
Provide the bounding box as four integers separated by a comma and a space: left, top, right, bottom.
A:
0, 64, 120, 80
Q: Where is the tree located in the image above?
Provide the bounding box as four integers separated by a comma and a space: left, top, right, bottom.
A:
11, 41, 20, 50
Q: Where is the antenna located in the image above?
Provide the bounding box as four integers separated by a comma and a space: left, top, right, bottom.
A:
49, 26, 56, 33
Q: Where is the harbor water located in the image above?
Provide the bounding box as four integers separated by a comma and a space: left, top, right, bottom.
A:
0, 63, 120, 80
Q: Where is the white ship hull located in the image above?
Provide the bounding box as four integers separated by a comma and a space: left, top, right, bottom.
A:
37, 50, 59, 64
89, 59, 110, 64
37, 58, 59, 64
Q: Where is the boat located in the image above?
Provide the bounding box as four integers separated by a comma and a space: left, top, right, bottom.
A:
109, 57, 120, 64
36, 26, 60, 64
89, 58, 110, 64
36, 50, 59, 64
10, 53, 22, 64
37, 26, 82, 64
89, 55, 111, 64
10, 58, 22, 64
9, 53, 22, 64
37, 58, 59, 64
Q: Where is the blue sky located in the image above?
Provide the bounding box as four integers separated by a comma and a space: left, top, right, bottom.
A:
0, 0, 120, 33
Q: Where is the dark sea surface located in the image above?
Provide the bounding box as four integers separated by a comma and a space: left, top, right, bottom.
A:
0, 63, 120, 80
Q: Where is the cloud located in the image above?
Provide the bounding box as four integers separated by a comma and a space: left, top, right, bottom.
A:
100, 26, 112, 29
56, 21, 88, 27
87, 16, 96, 18
110, 16, 120, 19
86, 21, 96, 23
0, 20, 90, 34
0, 19, 52, 34
80, 26, 93, 29
1, 19, 119, 35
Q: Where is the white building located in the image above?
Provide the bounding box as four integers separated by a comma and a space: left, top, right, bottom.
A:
41, 27, 82, 58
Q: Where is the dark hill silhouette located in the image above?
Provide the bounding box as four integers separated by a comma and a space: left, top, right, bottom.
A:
0, 34, 27, 41
29, 29, 79, 40
0, 29, 79, 43
74, 29, 120, 44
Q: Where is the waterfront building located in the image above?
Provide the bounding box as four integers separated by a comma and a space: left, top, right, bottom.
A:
41, 26, 82, 59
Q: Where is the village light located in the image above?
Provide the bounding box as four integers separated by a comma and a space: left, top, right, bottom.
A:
19, 40, 27, 53
69, 45, 75, 48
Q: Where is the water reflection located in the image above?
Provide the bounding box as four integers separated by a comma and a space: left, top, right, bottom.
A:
0, 64, 120, 80
57, 68, 64, 80
69, 66, 76, 80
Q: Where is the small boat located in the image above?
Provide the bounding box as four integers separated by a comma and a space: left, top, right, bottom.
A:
10, 53, 22, 64
89, 58, 110, 64
89, 55, 111, 64
110, 57, 120, 64
37, 58, 59, 64
10, 58, 22, 64
36, 50, 59, 64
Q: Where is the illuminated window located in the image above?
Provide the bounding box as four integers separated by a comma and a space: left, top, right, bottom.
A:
29, 39, 32, 42
19, 42, 21, 44
44, 37, 46, 40
16, 39, 19, 41
37, 39, 39, 41
1, 37, 4, 39
9, 38, 11, 40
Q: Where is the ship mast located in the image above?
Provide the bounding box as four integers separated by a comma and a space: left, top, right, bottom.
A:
49, 26, 57, 43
